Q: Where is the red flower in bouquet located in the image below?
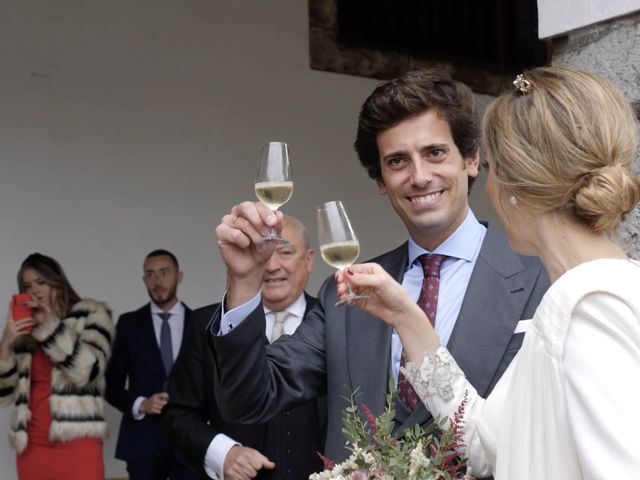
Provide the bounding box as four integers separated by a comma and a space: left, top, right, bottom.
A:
310, 389, 473, 480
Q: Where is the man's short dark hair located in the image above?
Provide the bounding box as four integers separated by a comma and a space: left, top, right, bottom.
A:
145, 249, 179, 269
354, 69, 480, 190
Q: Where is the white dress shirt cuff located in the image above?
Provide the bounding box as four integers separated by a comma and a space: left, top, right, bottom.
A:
204, 433, 241, 480
132, 396, 146, 420
216, 292, 262, 335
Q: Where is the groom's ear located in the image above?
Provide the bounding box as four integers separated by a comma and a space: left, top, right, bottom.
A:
377, 178, 388, 196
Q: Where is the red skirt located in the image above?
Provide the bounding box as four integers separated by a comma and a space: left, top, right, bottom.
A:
17, 437, 104, 480
16, 346, 104, 479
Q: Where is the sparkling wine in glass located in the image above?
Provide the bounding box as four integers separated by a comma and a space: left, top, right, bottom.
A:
255, 141, 293, 243
317, 200, 368, 305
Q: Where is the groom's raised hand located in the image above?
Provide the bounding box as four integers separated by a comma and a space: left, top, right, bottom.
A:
215, 201, 284, 309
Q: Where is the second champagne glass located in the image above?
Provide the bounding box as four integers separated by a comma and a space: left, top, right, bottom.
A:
255, 141, 293, 243
317, 200, 368, 305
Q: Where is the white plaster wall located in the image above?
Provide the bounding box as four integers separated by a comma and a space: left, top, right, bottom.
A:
0, 1, 499, 478
538, 0, 640, 38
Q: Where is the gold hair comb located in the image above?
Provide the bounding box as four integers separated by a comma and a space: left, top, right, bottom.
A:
513, 74, 532, 94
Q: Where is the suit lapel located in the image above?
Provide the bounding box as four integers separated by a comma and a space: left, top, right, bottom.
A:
447, 228, 529, 396
395, 229, 532, 433
303, 293, 317, 317
346, 244, 408, 416
142, 305, 167, 378
181, 302, 192, 346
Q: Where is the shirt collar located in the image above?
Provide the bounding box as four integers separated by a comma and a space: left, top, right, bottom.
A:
150, 300, 184, 318
407, 208, 485, 266
263, 293, 307, 318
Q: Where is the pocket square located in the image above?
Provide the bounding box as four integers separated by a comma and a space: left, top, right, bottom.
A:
514, 319, 532, 334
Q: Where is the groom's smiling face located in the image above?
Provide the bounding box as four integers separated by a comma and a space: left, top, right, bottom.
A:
375, 110, 479, 251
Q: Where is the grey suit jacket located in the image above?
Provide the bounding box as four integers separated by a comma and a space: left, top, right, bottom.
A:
211, 227, 549, 462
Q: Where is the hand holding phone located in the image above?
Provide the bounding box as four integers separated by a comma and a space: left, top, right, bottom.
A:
11, 294, 33, 333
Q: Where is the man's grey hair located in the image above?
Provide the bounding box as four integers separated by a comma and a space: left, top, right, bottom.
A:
283, 215, 312, 251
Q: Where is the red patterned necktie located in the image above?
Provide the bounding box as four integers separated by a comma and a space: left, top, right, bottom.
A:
397, 254, 446, 411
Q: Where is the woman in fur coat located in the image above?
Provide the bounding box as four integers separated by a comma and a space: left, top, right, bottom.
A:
0, 253, 114, 480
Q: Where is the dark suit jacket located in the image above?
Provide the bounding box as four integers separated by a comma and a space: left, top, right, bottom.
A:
210, 227, 550, 463
105, 302, 193, 463
164, 295, 324, 480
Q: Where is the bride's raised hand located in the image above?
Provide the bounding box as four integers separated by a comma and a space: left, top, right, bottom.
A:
336, 263, 425, 329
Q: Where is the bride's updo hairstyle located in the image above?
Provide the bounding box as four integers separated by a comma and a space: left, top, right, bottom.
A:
483, 66, 640, 234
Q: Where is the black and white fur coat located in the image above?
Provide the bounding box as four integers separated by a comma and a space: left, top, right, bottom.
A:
0, 299, 113, 453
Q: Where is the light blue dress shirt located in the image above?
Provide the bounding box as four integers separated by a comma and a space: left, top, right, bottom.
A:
390, 208, 486, 381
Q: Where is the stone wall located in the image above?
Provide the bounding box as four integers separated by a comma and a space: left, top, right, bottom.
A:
552, 11, 640, 258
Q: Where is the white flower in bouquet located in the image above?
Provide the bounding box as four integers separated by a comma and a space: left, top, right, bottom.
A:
310, 389, 474, 480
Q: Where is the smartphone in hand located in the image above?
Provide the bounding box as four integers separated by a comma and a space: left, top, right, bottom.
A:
12, 293, 33, 332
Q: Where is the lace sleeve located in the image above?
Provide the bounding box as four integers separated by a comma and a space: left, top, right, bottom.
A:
400, 345, 464, 403
402, 346, 494, 477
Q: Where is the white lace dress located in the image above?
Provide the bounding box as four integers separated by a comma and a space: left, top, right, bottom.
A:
403, 259, 640, 479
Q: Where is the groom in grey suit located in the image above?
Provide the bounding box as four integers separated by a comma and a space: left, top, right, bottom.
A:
211, 69, 550, 467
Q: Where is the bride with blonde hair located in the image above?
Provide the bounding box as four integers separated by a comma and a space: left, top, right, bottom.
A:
337, 66, 640, 479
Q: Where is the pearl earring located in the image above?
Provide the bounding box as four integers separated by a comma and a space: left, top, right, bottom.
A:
509, 196, 518, 205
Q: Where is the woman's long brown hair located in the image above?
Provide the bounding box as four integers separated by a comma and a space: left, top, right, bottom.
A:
17, 253, 81, 318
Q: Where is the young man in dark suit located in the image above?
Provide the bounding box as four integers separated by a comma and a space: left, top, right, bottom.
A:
210, 69, 550, 467
164, 216, 324, 480
105, 249, 198, 480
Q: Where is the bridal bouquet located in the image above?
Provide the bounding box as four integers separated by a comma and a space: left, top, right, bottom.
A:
310, 389, 473, 480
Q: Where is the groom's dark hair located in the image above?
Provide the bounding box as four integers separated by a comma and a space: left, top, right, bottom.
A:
354, 68, 480, 190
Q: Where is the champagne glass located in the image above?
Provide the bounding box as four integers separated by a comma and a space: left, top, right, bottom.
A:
255, 141, 293, 243
317, 200, 368, 305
